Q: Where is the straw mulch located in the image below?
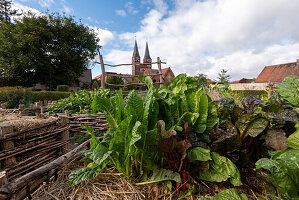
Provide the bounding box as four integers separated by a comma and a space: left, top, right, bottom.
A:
32, 155, 153, 200
32, 153, 259, 200
0, 113, 56, 131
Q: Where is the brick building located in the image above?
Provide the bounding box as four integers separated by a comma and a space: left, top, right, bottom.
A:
95, 40, 175, 87
256, 59, 299, 83
132, 40, 175, 86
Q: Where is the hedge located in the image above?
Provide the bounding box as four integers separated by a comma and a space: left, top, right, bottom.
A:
32, 91, 71, 102
56, 85, 69, 92
0, 87, 70, 108
231, 90, 268, 99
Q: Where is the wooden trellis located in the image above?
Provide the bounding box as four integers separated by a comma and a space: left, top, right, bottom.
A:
96, 53, 167, 88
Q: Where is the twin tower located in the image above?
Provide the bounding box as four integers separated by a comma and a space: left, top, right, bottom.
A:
132, 40, 153, 76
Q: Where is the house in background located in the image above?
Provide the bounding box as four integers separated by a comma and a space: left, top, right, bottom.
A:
34, 69, 92, 91
256, 59, 299, 83
238, 78, 255, 83
78, 69, 92, 87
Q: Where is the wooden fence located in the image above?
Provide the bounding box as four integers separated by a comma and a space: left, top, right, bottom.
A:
96, 53, 166, 88
57, 113, 109, 133
0, 116, 70, 199
0, 110, 109, 199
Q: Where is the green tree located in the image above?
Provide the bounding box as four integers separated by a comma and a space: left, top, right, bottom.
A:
0, 12, 100, 89
0, 0, 20, 22
107, 76, 124, 90
194, 73, 208, 88
217, 69, 231, 83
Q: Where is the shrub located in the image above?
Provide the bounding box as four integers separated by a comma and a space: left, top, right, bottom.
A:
32, 91, 71, 102
0, 87, 71, 109
56, 85, 69, 92
0, 87, 31, 108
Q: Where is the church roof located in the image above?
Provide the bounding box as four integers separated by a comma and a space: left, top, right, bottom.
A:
133, 40, 140, 58
144, 42, 151, 60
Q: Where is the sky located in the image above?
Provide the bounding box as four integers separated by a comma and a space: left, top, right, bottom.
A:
11, 0, 299, 81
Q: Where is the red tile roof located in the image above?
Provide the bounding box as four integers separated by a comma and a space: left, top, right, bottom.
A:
256, 60, 299, 83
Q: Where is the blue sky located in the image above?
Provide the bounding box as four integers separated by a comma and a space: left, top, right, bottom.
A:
12, 0, 299, 81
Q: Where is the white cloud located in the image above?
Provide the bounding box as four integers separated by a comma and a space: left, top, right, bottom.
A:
89, 26, 115, 46
105, 0, 299, 81
115, 9, 126, 17
12, 2, 42, 16
125, 2, 139, 15
38, 0, 54, 8
61, 5, 73, 14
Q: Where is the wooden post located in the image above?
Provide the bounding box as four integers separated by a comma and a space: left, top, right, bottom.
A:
58, 116, 70, 155
0, 104, 6, 109
268, 83, 274, 99
34, 102, 41, 109
0, 123, 17, 168
18, 104, 24, 111
18, 104, 24, 116
157, 57, 164, 87
0, 171, 8, 187
99, 53, 106, 89
40, 106, 45, 114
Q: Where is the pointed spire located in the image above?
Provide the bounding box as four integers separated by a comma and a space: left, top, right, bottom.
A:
144, 42, 151, 60
133, 40, 140, 58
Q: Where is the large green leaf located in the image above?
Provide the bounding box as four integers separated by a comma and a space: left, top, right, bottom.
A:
206, 101, 219, 132
114, 89, 125, 123
188, 147, 212, 162
192, 92, 209, 133
288, 122, 299, 150
168, 74, 188, 94
90, 95, 101, 112
89, 143, 112, 166
255, 149, 299, 199
109, 113, 136, 157
277, 76, 299, 107
98, 97, 118, 128
135, 169, 181, 185
138, 75, 153, 88
81, 126, 98, 150
126, 90, 144, 121
198, 152, 242, 186
199, 188, 248, 200
69, 163, 100, 187
236, 113, 269, 139
142, 87, 156, 129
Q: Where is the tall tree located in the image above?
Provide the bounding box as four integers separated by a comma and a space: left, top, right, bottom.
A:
194, 73, 208, 88
0, 0, 20, 22
0, 13, 100, 88
217, 69, 231, 83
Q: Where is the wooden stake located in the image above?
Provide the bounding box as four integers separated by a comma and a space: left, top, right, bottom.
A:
0, 171, 8, 187
58, 116, 70, 154
0, 123, 17, 168
99, 53, 106, 88
157, 57, 164, 87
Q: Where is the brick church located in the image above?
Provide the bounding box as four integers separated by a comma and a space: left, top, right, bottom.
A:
95, 40, 175, 86
132, 40, 175, 85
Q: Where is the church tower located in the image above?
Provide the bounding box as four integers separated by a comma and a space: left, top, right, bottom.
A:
132, 40, 140, 75
143, 42, 152, 68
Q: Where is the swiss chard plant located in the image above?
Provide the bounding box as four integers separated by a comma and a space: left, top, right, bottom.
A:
48, 88, 111, 114
255, 149, 299, 199
69, 76, 182, 186
69, 74, 244, 195
277, 76, 299, 107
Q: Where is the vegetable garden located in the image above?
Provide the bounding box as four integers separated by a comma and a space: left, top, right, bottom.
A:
44, 75, 299, 199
